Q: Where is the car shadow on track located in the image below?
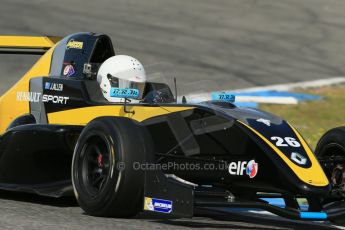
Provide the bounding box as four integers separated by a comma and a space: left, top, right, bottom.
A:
0, 190, 339, 229
136, 208, 338, 230
0, 190, 78, 207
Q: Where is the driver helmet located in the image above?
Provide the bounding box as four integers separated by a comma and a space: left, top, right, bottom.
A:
97, 55, 146, 103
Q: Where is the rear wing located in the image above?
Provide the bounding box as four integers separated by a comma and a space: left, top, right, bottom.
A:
0, 36, 61, 55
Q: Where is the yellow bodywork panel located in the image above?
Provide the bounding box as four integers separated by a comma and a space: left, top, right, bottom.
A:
48, 106, 195, 125
238, 120, 329, 187
0, 36, 61, 48
0, 48, 54, 133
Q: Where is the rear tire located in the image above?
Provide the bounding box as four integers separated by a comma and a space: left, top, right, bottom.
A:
72, 117, 153, 217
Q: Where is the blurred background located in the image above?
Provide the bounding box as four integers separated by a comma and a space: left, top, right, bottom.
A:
2, 0, 345, 90
1, 0, 345, 147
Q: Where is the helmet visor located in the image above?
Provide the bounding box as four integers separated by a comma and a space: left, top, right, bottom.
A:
107, 74, 146, 99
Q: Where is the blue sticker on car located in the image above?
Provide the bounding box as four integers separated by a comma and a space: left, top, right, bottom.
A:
144, 197, 173, 214
45, 82, 51, 90
211, 92, 235, 102
110, 88, 140, 99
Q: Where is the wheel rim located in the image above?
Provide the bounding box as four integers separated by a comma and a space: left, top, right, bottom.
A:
331, 165, 345, 189
319, 144, 345, 195
80, 134, 112, 197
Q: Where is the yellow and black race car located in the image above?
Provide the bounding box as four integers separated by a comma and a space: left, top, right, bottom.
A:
0, 32, 344, 223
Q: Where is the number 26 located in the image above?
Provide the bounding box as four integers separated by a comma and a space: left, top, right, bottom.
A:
270, 136, 301, 147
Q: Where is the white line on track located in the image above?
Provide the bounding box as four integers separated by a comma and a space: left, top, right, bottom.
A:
230, 77, 345, 92
180, 77, 345, 105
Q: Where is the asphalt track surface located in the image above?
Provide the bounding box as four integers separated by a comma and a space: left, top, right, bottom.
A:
2, 0, 345, 94
1, 0, 345, 229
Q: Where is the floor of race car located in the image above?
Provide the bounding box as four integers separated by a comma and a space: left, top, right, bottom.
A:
0, 191, 342, 230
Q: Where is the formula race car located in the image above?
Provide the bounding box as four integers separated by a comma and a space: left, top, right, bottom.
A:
0, 32, 344, 224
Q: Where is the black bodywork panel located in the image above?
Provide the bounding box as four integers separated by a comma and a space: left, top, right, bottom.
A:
0, 72, 329, 198
143, 107, 328, 197
0, 124, 82, 197
50, 32, 114, 79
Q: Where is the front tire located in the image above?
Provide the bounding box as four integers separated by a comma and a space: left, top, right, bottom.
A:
315, 127, 345, 196
72, 117, 153, 217
315, 127, 345, 225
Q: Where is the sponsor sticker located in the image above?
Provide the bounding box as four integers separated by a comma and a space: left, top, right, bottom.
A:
228, 159, 258, 178
66, 40, 83, 49
144, 197, 173, 214
246, 160, 258, 178
63, 65, 75, 77
256, 118, 271, 126
16, 91, 69, 105
16, 91, 41, 103
42, 94, 69, 104
45, 82, 63, 91
291, 152, 307, 165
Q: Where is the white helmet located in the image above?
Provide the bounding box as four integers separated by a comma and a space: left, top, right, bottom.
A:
97, 55, 146, 102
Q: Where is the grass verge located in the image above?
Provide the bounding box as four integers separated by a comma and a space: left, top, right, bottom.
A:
259, 84, 345, 149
